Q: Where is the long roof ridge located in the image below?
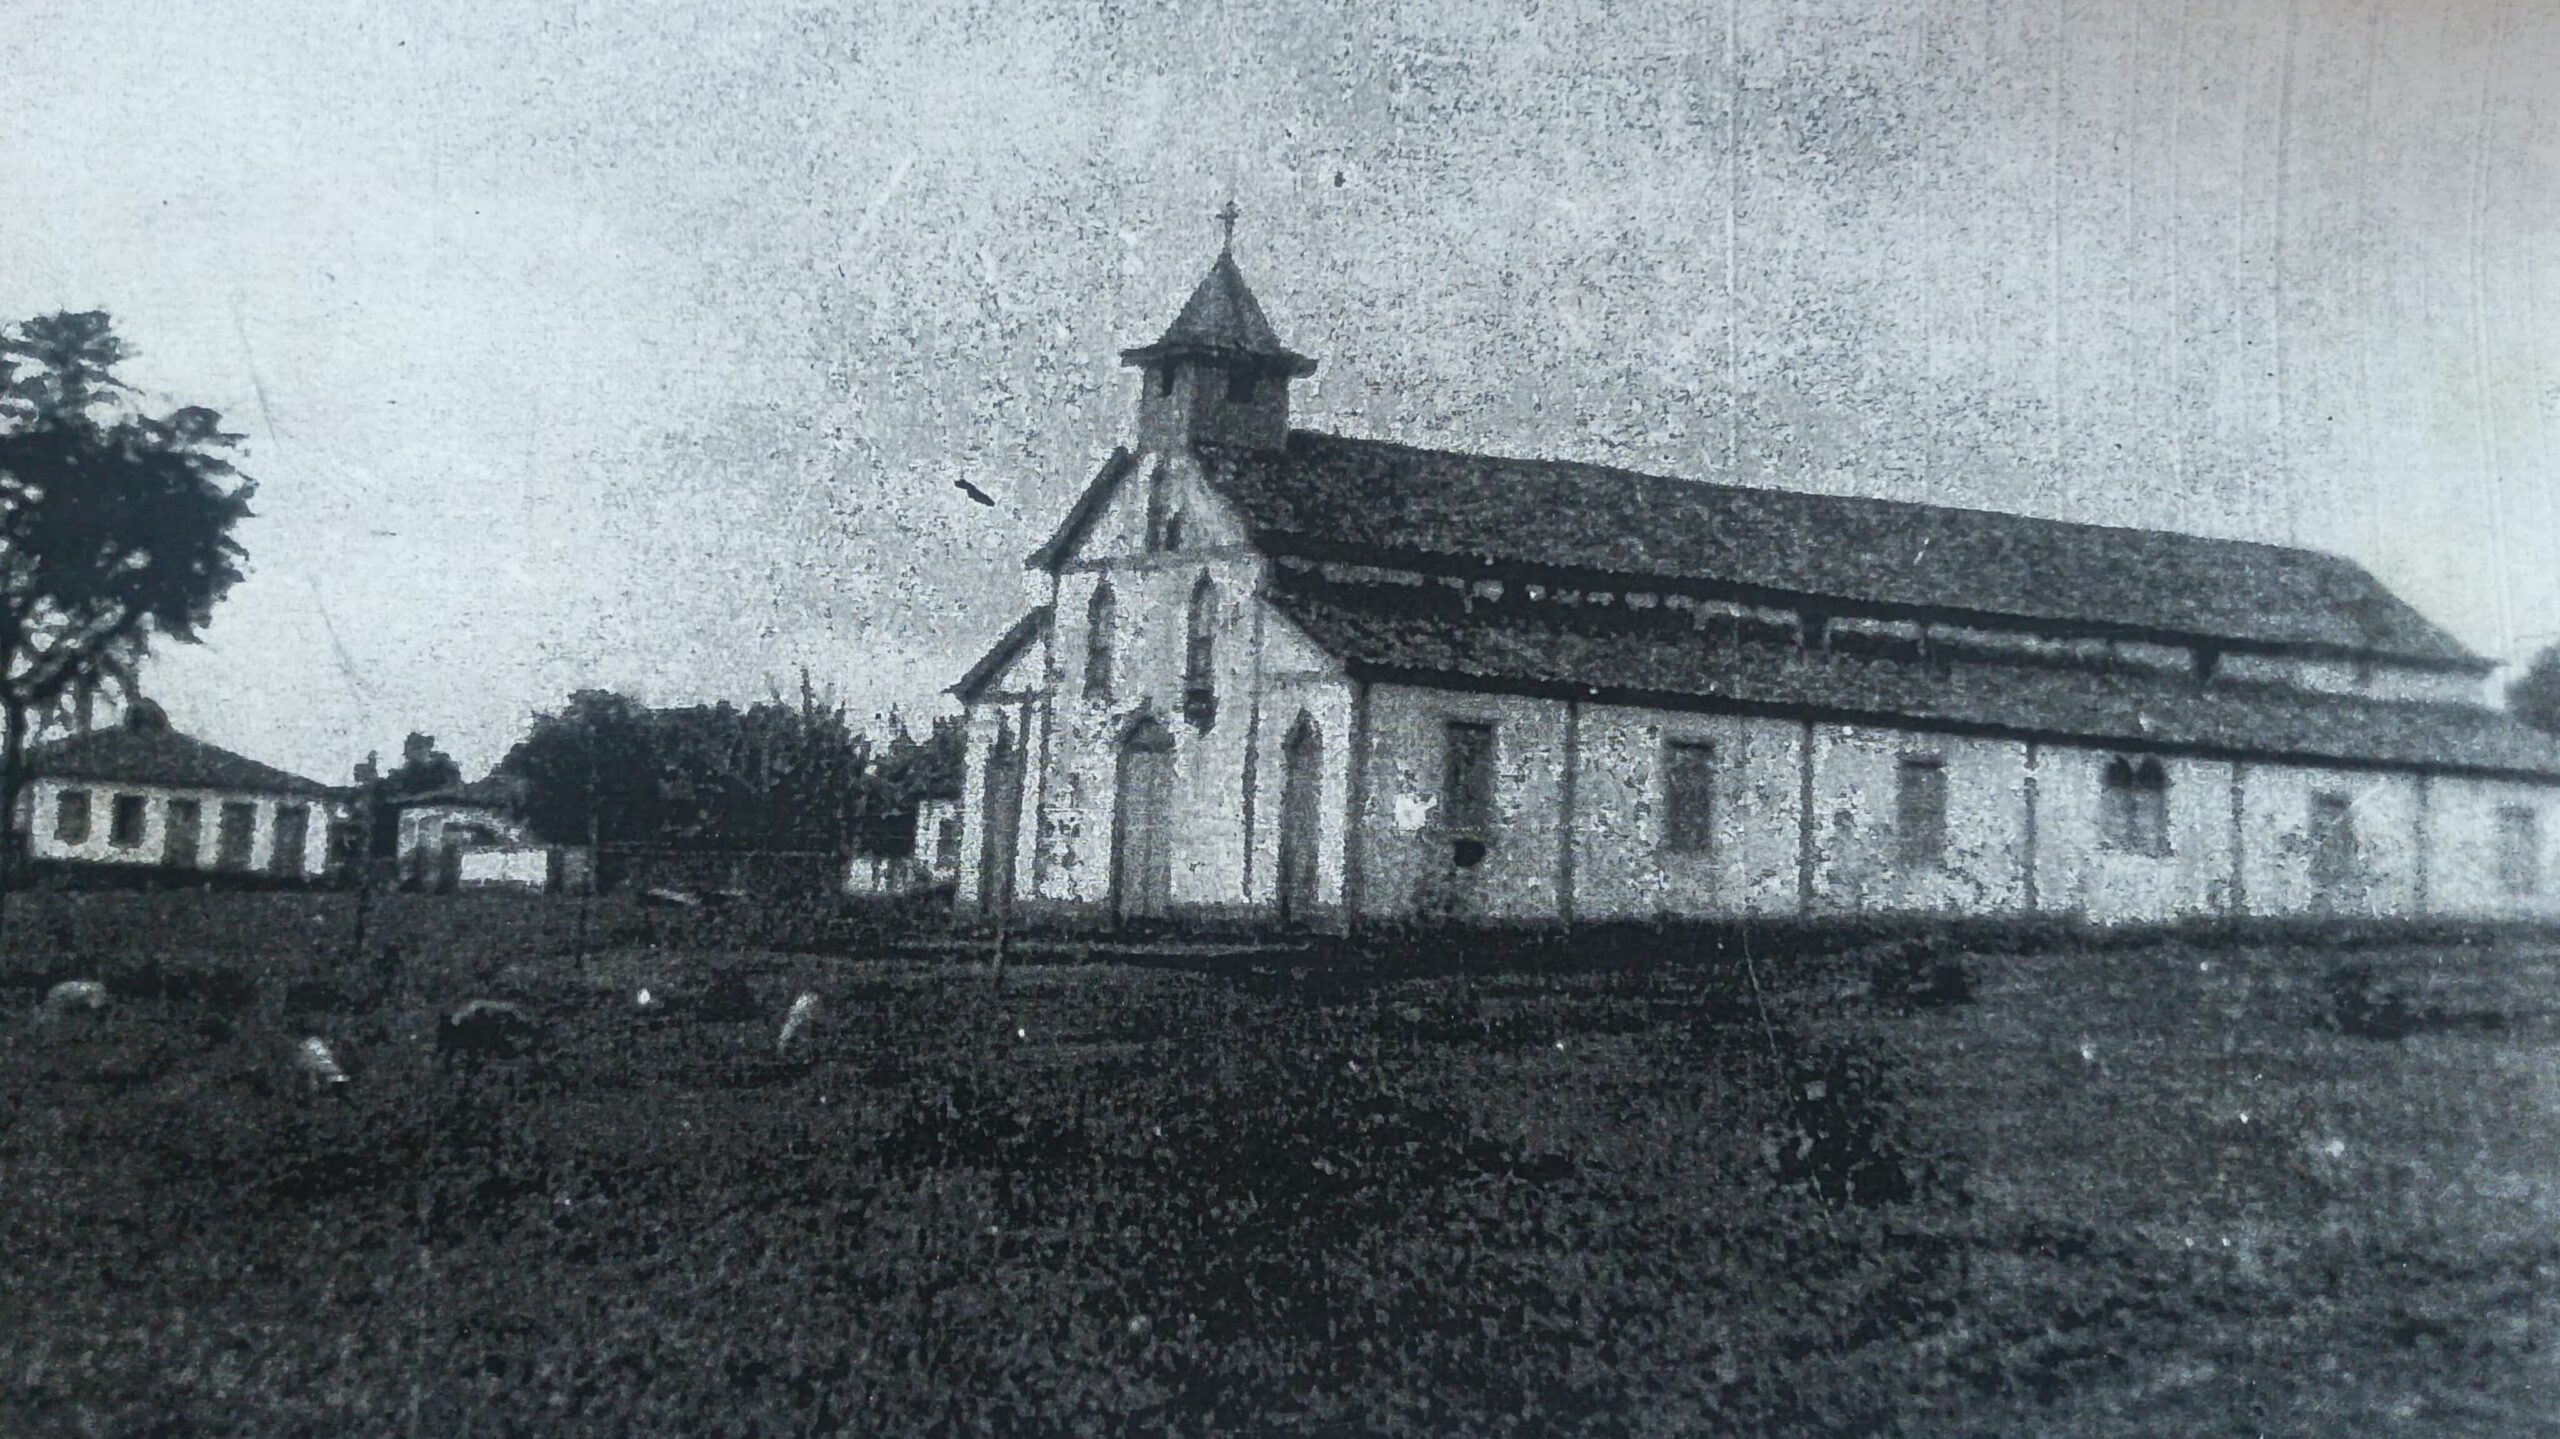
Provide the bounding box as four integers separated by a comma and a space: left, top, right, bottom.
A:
1188, 427, 2478, 668
1264, 428, 2357, 570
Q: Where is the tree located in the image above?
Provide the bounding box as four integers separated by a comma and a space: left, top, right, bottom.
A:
496, 687, 887, 859
0, 312, 255, 933
382, 732, 462, 797
498, 690, 662, 850
2512, 643, 2560, 736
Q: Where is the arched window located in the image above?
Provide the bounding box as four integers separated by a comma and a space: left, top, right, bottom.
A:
2101, 756, 2170, 856
1082, 580, 1115, 700
1161, 511, 1184, 551
1183, 574, 1217, 727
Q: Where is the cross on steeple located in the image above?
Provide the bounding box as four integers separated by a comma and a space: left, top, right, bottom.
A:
1214, 199, 1241, 252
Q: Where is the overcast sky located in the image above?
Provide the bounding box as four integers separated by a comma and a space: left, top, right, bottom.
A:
7, 0, 2556, 781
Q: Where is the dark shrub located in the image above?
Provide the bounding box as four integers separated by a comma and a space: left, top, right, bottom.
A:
2323, 960, 2417, 1040
2320, 959, 2506, 1041
1867, 936, 1975, 1011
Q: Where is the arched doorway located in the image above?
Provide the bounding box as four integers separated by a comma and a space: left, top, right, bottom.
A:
977, 719, 1024, 914
1277, 713, 1322, 924
1112, 716, 1177, 922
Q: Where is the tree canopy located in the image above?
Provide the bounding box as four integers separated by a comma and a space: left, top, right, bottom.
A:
2511, 643, 2560, 737
0, 311, 257, 914
497, 688, 961, 856
0, 312, 256, 730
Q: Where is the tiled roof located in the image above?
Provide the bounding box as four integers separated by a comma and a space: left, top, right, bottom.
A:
1264, 577, 2560, 781
1118, 251, 1317, 377
1201, 432, 2481, 669
27, 725, 337, 797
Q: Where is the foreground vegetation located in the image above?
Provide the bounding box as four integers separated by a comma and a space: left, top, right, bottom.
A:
3, 892, 2557, 1436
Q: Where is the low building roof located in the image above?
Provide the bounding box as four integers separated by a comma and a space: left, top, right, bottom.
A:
1265, 576, 2560, 782
390, 774, 526, 810
1203, 431, 2483, 671
27, 724, 337, 798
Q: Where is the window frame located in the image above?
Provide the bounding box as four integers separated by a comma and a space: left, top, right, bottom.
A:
1895, 755, 1949, 867
2099, 755, 2172, 858
1082, 579, 1116, 701
216, 800, 258, 871
1660, 738, 1717, 855
2496, 806, 2541, 898
270, 804, 311, 877
1182, 573, 1217, 727
54, 789, 91, 845
108, 793, 148, 849
1440, 720, 1498, 842
2307, 791, 2359, 886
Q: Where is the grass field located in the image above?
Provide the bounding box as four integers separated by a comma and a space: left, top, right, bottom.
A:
3, 891, 2558, 1436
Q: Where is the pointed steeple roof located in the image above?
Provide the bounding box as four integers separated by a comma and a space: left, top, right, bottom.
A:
1119, 249, 1317, 377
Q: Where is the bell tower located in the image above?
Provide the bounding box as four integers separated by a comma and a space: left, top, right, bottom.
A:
1119, 202, 1316, 453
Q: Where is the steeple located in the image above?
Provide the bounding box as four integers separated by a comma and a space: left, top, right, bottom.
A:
1119, 203, 1315, 453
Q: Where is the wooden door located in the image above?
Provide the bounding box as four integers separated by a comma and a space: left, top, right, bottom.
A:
1113, 718, 1176, 922
163, 799, 201, 869
1277, 715, 1322, 924
978, 724, 1024, 913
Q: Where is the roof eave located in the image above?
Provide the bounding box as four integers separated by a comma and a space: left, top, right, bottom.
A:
1116, 342, 1317, 378
1245, 532, 2490, 675
950, 605, 1053, 703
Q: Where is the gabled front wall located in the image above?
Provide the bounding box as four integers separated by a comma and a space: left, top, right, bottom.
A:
957, 447, 1359, 924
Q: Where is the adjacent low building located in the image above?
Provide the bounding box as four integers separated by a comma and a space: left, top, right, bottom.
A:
14, 704, 339, 882
950, 240, 2560, 930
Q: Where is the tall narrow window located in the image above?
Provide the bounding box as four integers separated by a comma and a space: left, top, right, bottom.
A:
1896, 756, 1948, 866
1082, 580, 1116, 701
1144, 463, 1169, 551
270, 805, 310, 877
217, 801, 256, 871
2100, 756, 2171, 856
2308, 792, 2358, 895
2497, 806, 2541, 897
1183, 574, 1217, 727
1662, 740, 1716, 854
110, 793, 147, 848
1442, 721, 1497, 844
1161, 512, 1184, 551
54, 789, 91, 844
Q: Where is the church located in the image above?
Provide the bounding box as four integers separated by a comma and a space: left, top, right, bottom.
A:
950, 235, 2560, 930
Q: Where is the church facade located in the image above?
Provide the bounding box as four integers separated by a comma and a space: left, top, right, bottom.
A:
951, 244, 2560, 930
